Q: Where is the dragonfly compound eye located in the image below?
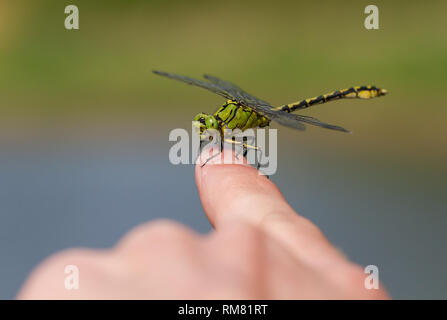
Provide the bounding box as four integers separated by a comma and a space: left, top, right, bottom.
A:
205, 116, 218, 129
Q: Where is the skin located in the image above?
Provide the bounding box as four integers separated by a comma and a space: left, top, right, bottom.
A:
17, 149, 389, 299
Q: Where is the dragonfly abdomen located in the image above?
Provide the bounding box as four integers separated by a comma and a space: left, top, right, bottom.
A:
278, 85, 388, 113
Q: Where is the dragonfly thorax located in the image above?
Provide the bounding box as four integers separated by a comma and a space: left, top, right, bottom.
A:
215, 100, 270, 131
193, 101, 270, 140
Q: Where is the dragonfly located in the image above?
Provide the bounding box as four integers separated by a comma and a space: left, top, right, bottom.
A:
153, 70, 387, 161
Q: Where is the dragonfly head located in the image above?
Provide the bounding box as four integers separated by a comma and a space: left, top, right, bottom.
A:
193, 113, 219, 139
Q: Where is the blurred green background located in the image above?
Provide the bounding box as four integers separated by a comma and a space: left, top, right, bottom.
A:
0, 0, 446, 298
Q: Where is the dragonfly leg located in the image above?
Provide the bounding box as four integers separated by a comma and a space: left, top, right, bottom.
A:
200, 140, 223, 167
224, 138, 259, 156
224, 138, 264, 172
224, 138, 243, 160
253, 145, 269, 178
243, 135, 257, 158
222, 138, 268, 177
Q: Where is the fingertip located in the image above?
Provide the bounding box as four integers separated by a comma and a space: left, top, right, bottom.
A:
195, 148, 289, 229
195, 145, 253, 192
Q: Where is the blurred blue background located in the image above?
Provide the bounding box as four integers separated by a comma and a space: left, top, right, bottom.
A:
0, 0, 446, 298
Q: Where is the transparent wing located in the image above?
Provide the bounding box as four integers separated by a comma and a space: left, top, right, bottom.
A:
154, 70, 277, 116
203, 74, 273, 108
153, 70, 235, 101
277, 113, 350, 133
266, 112, 306, 131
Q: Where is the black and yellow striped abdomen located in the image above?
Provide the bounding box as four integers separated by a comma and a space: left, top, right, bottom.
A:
214, 100, 270, 132
277, 85, 387, 113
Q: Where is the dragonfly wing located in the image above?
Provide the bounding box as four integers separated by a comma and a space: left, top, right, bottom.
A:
279, 113, 350, 133
153, 70, 235, 101
268, 111, 307, 131
154, 71, 276, 116
203, 74, 244, 91
203, 74, 272, 107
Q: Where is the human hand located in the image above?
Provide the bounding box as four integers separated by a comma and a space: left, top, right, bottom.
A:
17, 149, 389, 299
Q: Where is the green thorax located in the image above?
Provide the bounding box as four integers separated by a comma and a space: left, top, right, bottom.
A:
214, 100, 270, 132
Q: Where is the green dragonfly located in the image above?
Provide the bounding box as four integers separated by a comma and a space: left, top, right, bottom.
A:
154, 70, 387, 156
